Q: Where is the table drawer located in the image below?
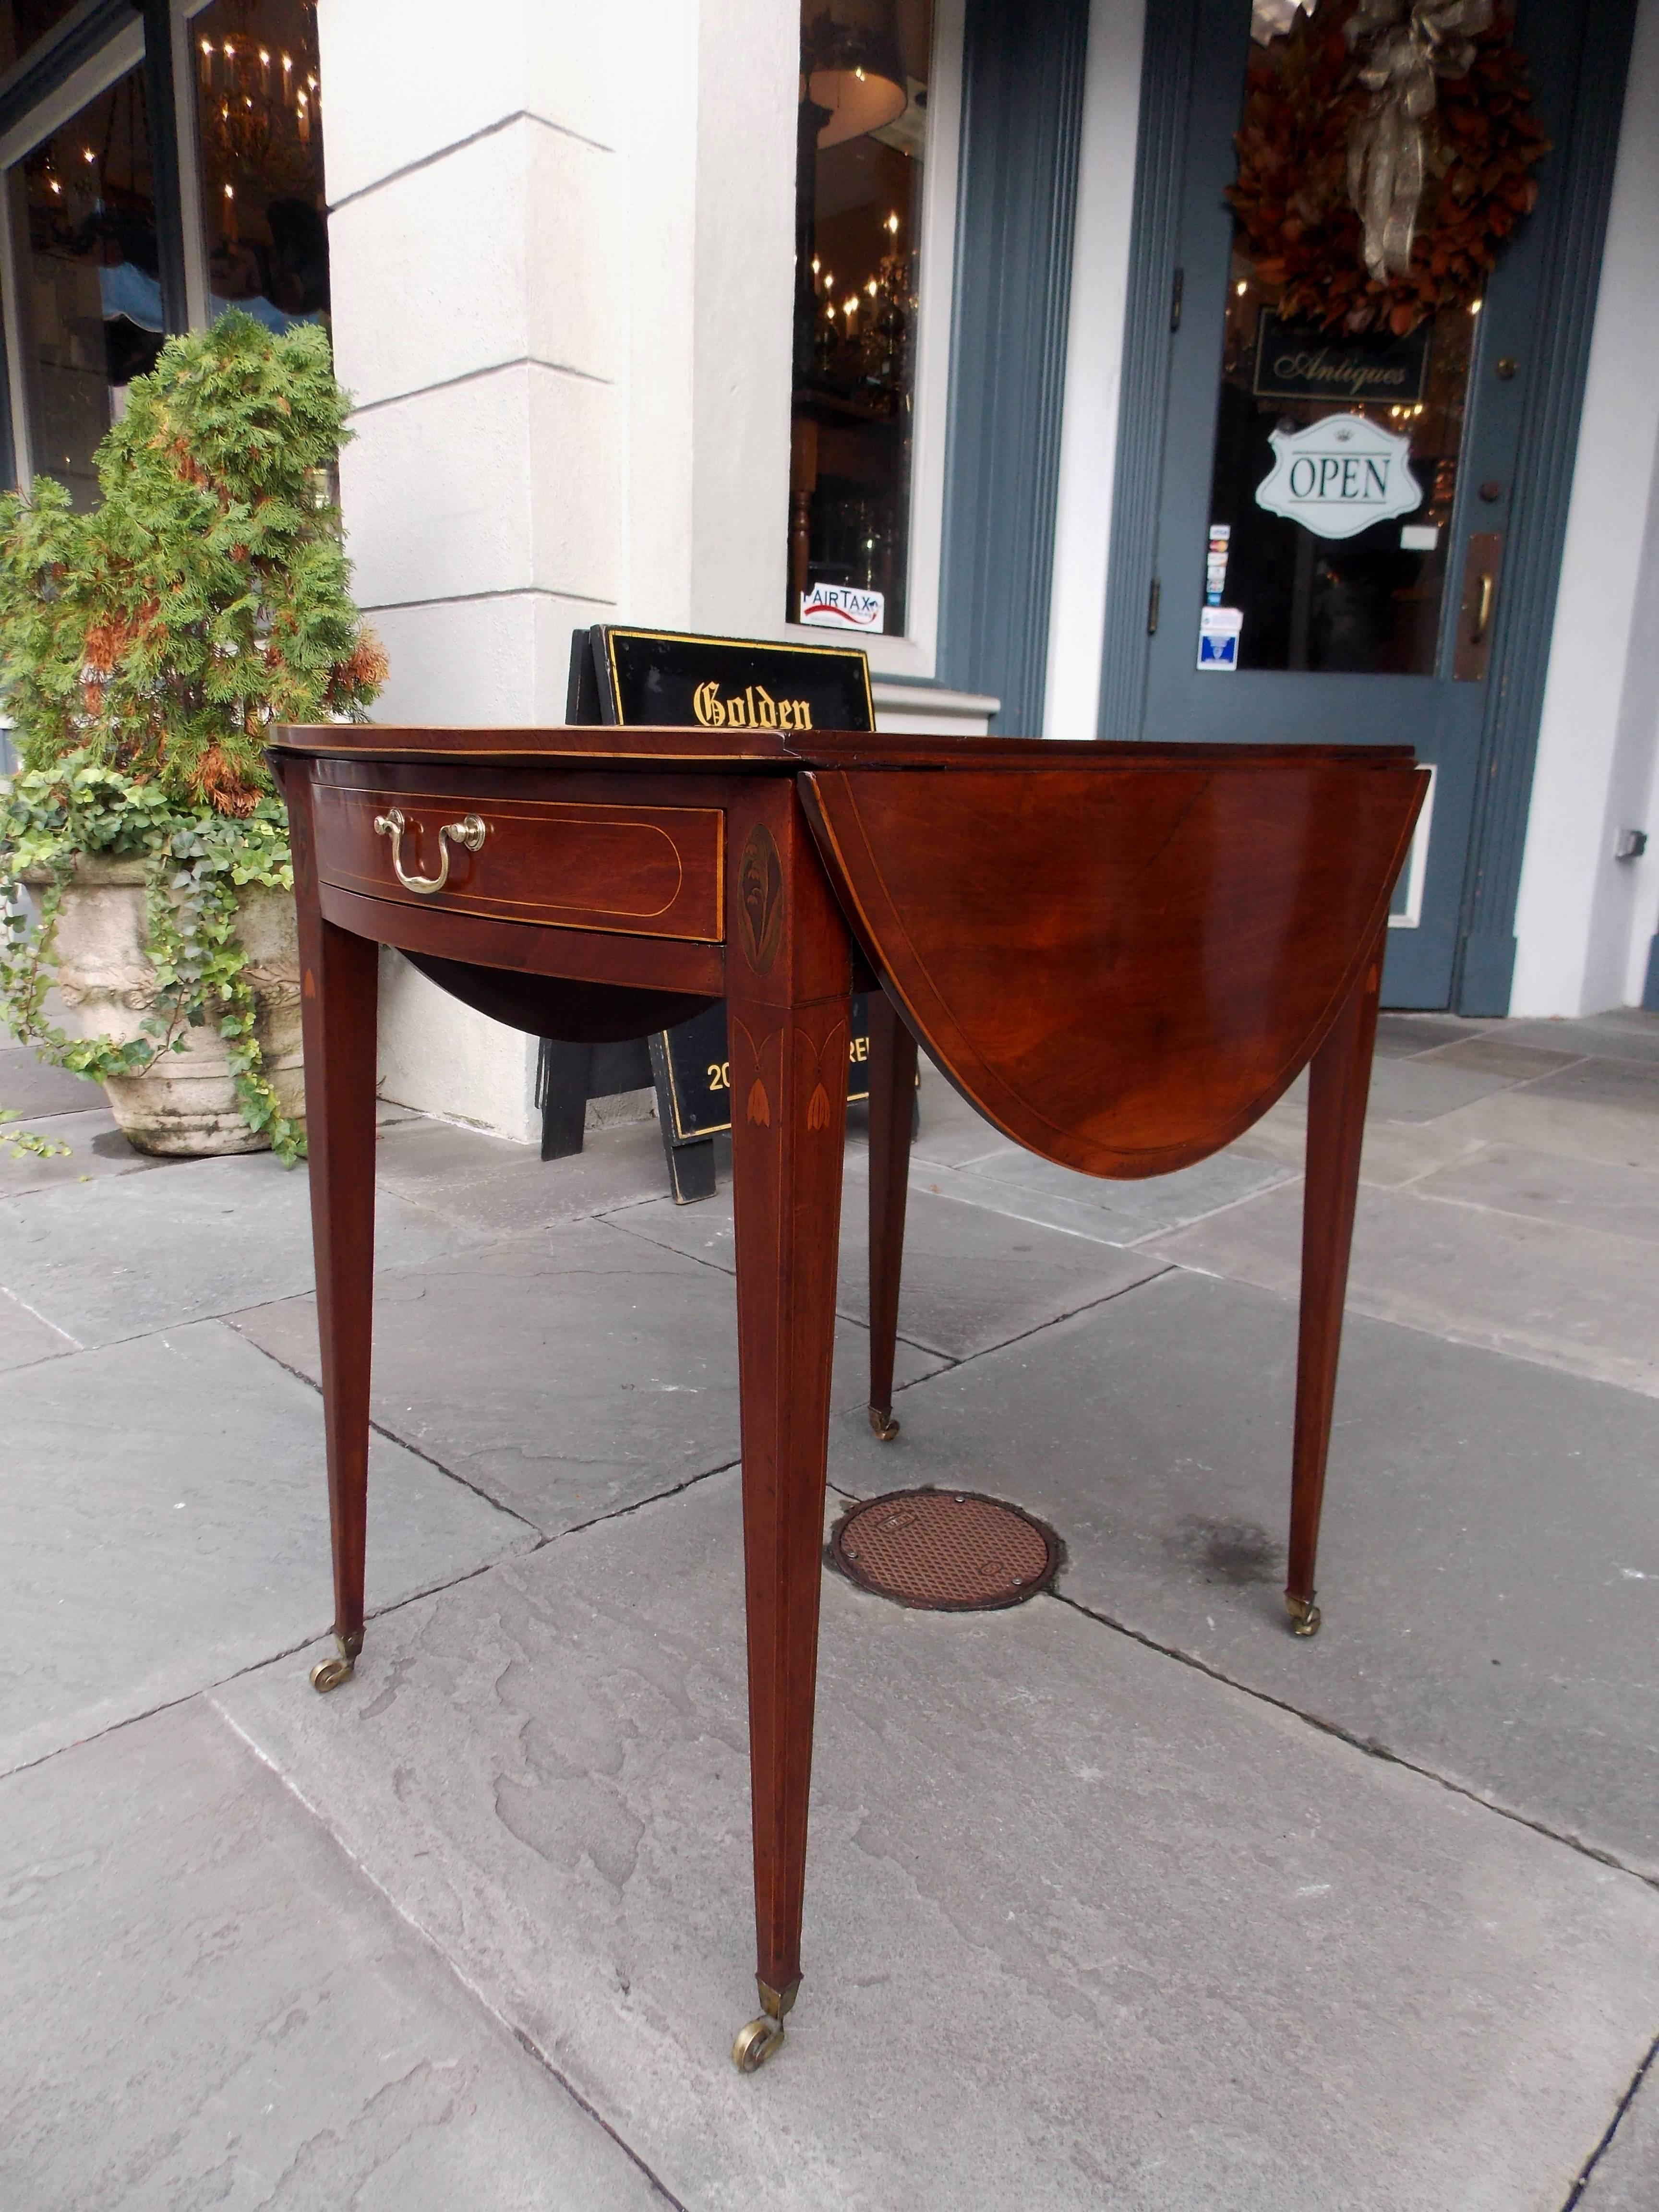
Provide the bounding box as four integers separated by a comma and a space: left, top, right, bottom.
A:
312, 785, 724, 941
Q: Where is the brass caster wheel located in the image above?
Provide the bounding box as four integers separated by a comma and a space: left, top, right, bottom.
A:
309, 1630, 363, 1693
1286, 1595, 1322, 1638
868, 1404, 900, 1442
732, 1976, 797, 2074
732, 2014, 786, 2071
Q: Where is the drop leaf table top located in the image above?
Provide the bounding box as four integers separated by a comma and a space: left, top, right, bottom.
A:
270, 721, 1426, 2070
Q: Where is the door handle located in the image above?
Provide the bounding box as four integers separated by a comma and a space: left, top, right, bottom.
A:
1454, 531, 1504, 682
373, 807, 488, 895
1471, 570, 1494, 644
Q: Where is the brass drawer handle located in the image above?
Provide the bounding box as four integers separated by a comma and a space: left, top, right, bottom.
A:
373, 807, 487, 896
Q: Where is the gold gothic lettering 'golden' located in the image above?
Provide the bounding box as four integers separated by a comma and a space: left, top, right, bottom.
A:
692, 681, 813, 733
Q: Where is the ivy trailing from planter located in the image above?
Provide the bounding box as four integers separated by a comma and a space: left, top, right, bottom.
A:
1, 759, 302, 1162
0, 310, 385, 1160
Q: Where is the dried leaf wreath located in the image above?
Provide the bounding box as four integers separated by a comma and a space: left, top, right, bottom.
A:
1227, 0, 1549, 337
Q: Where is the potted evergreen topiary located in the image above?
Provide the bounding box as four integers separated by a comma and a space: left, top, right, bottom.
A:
0, 311, 385, 1163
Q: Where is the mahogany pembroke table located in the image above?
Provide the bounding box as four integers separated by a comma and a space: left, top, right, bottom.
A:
269, 724, 1427, 2070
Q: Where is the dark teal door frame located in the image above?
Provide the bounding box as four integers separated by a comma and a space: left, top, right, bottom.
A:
1098, 0, 1638, 1015
935, 0, 1091, 733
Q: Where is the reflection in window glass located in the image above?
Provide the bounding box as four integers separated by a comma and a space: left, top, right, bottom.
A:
16, 63, 161, 506
790, 0, 934, 636
0, 2, 83, 81
1206, 11, 1476, 674
193, 0, 328, 334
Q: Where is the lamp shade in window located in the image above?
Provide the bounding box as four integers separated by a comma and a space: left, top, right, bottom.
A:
803, 0, 906, 147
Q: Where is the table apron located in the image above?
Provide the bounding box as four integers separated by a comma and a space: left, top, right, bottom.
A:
317, 881, 727, 996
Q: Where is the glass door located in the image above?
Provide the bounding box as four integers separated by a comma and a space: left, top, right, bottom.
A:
1139, 0, 1581, 1007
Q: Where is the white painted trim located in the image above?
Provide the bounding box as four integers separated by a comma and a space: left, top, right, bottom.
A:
176, 0, 213, 328
0, 164, 31, 487
0, 17, 142, 169
781, 0, 965, 681
872, 679, 999, 734
1625, 451, 1659, 1007
1511, 0, 1659, 1015
1043, 0, 1146, 740
873, 683, 999, 716
1388, 762, 1434, 929
0, 0, 107, 107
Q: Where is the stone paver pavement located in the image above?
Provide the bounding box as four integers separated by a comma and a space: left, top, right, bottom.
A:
2, 1015, 1658, 2208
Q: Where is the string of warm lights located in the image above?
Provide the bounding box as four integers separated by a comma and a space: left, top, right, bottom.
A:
197, 35, 318, 115
192, 17, 322, 235
809, 206, 910, 358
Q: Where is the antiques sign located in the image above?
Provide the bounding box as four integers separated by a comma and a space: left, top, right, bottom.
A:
1255, 415, 1423, 541
1252, 310, 1430, 406
593, 625, 874, 732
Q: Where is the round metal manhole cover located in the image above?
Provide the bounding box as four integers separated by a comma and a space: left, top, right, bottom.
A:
829, 1489, 1061, 1612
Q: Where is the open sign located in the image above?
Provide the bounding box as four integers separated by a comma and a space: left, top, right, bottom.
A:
1255, 415, 1423, 541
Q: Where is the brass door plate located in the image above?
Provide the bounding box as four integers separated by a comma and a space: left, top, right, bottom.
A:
1454, 530, 1505, 682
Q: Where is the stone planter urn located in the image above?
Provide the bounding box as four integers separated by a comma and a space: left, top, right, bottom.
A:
27, 854, 305, 1156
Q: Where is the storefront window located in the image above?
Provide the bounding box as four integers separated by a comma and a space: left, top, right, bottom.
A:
15, 62, 161, 506
192, 0, 328, 332
0, 0, 330, 502
789, 0, 934, 636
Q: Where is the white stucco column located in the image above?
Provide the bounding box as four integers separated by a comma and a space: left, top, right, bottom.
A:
314, 0, 798, 1135
1043, 0, 1145, 743
1510, 0, 1659, 1017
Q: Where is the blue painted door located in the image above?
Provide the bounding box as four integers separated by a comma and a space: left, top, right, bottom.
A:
1140, 0, 1586, 1007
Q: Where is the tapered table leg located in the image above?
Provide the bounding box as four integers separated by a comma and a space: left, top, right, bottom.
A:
866, 986, 917, 1441
284, 766, 380, 1692
725, 791, 852, 2069
1286, 925, 1385, 1636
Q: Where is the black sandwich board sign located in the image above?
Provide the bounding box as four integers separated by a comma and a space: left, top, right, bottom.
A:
538, 625, 886, 1202
650, 1000, 875, 1144
574, 622, 875, 733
